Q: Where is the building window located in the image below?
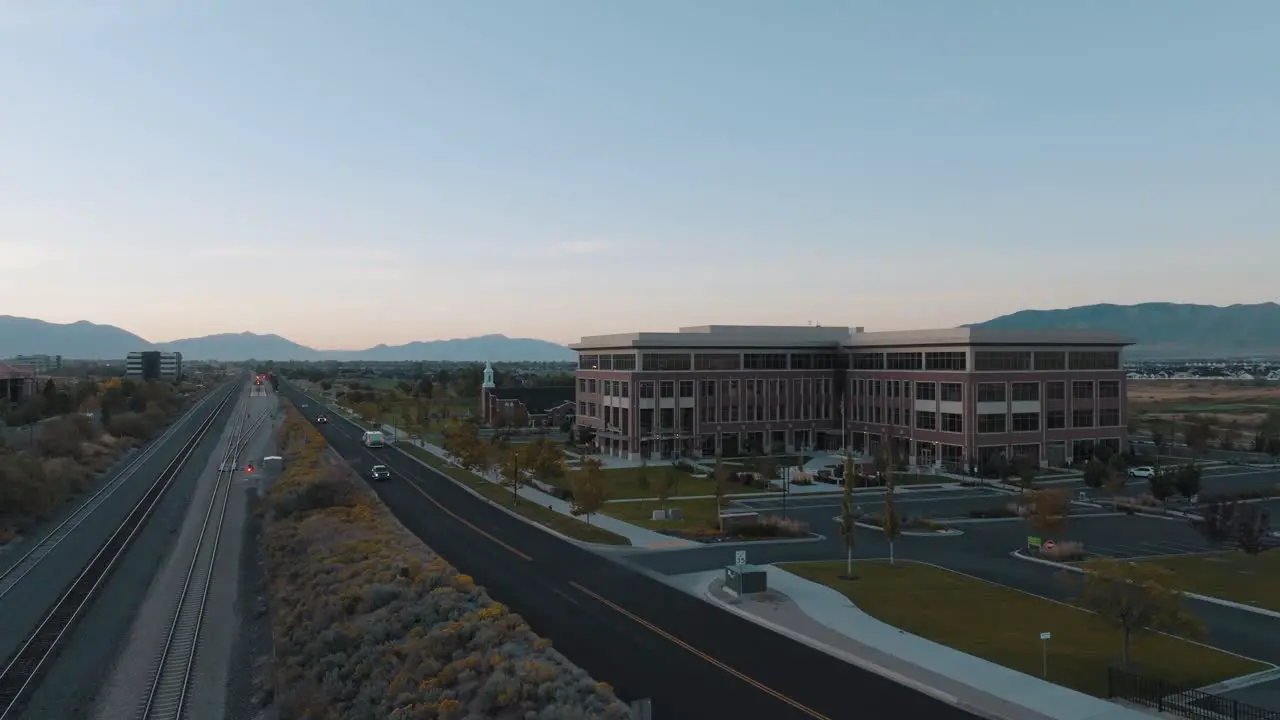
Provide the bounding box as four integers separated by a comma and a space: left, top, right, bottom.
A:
1011, 412, 1040, 432
1046, 410, 1065, 429
1034, 352, 1065, 371
639, 382, 654, 399
641, 353, 692, 371
603, 382, 612, 396
599, 355, 614, 371
977, 413, 1007, 433
790, 353, 814, 370
916, 382, 936, 400
851, 352, 885, 370
612, 354, 636, 371
1071, 381, 1094, 400
578, 378, 587, 392
679, 380, 694, 398
1069, 351, 1121, 370
1072, 409, 1095, 428
872, 406, 882, 423
621, 382, 629, 397
891, 407, 902, 426
1098, 380, 1120, 399
694, 353, 741, 371
940, 413, 964, 433
915, 410, 937, 430
1098, 408, 1121, 427
871, 380, 882, 397
974, 351, 1032, 371
578, 354, 600, 370
1046, 382, 1065, 400
940, 382, 963, 402
925, 352, 966, 371
577, 401, 585, 415
1010, 382, 1039, 402
977, 383, 1006, 403
587, 379, 597, 394
743, 353, 788, 370
886, 352, 923, 370
659, 381, 674, 398
888, 380, 901, 398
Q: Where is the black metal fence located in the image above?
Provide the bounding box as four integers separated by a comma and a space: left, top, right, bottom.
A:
1108, 667, 1279, 720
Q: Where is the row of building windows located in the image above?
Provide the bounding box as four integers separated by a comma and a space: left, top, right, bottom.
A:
583, 349, 1123, 373
586, 376, 1123, 404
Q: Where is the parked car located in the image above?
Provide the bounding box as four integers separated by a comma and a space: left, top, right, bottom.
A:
370, 465, 391, 482
1128, 466, 1155, 479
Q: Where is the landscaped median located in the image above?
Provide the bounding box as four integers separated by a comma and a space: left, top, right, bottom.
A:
782, 560, 1267, 698
264, 402, 631, 718
394, 441, 632, 546
597, 497, 812, 543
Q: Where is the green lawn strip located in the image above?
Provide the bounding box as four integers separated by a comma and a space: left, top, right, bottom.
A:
782, 560, 1265, 698
1099, 552, 1280, 614
600, 498, 722, 531
548, 466, 773, 499
394, 442, 631, 546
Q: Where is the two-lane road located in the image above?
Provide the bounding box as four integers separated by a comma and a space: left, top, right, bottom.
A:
285, 387, 979, 720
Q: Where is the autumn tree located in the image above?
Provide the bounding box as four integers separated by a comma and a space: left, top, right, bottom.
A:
529, 437, 566, 484
839, 456, 859, 578
499, 443, 527, 504
572, 458, 607, 524
510, 404, 530, 428
882, 470, 901, 564
1073, 558, 1202, 667
1026, 488, 1070, 536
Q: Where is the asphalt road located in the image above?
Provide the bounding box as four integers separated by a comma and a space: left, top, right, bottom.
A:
283, 386, 980, 720
7, 382, 242, 719
1038, 465, 1280, 500
0, 383, 236, 668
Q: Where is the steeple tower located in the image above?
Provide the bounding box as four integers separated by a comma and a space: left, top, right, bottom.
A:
482, 361, 495, 390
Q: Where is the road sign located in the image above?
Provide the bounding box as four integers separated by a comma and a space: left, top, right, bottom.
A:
1027, 536, 1042, 549
734, 550, 747, 566
1040, 632, 1051, 640
1043, 540, 1056, 551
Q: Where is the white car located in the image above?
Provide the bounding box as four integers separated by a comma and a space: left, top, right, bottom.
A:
1128, 466, 1155, 479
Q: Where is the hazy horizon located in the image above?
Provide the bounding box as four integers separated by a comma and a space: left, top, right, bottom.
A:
3, 1, 1276, 348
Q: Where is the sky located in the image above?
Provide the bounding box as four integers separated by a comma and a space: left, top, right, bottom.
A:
1, 1, 1276, 350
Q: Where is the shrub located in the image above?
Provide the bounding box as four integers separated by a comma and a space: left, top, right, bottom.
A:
732, 515, 809, 538
109, 412, 155, 440
1039, 540, 1085, 561
967, 506, 1018, 519
264, 402, 631, 720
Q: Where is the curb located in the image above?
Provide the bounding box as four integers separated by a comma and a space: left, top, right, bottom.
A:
676, 533, 829, 550
1007, 550, 1280, 620
850, 519, 964, 537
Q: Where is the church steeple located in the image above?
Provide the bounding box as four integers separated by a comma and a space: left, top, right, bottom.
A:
482, 361, 495, 389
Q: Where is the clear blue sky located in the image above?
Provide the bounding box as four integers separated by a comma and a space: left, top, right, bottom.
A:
2, 1, 1275, 349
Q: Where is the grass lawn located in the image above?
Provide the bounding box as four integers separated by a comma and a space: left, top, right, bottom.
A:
1113, 552, 1280, 613
551, 466, 773, 499
394, 443, 631, 546
600, 498, 723, 531
782, 560, 1266, 697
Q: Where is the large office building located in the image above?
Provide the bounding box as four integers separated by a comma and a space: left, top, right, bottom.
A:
570, 325, 1132, 470
125, 351, 183, 382
3, 354, 61, 374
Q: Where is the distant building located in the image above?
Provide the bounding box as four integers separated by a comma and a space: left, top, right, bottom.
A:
479, 362, 575, 428
3, 354, 61, 374
571, 324, 1133, 470
126, 351, 183, 381
0, 363, 38, 405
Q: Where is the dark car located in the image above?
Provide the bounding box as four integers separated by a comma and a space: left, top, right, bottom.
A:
316, 415, 329, 424
370, 465, 391, 482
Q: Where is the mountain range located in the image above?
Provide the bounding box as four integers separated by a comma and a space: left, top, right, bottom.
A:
0, 316, 576, 362
3, 302, 1279, 361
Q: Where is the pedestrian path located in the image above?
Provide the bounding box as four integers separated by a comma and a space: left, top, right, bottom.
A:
680, 565, 1153, 720
372, 421, 697, 549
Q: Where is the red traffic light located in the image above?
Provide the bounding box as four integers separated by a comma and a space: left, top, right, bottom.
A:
246, 464, 254, 472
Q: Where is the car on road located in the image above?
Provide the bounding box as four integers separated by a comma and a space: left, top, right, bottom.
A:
1128, 466, 1155, 479
316, 415, 329, 424
370, 465, 391, 482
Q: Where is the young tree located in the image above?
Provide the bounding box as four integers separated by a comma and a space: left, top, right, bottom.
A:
572, 458, 607, 525
663, 464, 681, 500
882, 470, 902, 564
1074, 558, 1202, 667
1194, 500, 1236, 544
1148, 469, 1177, 505
838, 462, 859, 578
872, 444, 889, 485
1105, 453, 1129, 491
1082, 458, 1109, 489
499, 444, 526, 504
1235, 503, 1272, 556
1174, 462, 1202, 500
1015, 454, 1037, 493
529, 437, 566, 484
753, 456, 780, 490
713, 454, 730, 532
1026, 488, 1070, 536
652, 464, 673, 517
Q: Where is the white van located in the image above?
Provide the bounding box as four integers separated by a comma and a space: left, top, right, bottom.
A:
362, 431, 386, 448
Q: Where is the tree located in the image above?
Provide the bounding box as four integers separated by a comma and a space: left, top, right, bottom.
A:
572, 458, 607, 524
882, 470, 901, 564
1074, 558, 1202, 667
499, 443, 526, 504
1184, 417, 1213, 458
42, 378, 57, 401
1235, 503, 1272, 556
1026, 488, 1070, 536
1174, 462, 1201, 500
1105, 453, 1129, 491
872, 444, 889, 484
838, 457, 859, 578
1193, 500, 1236, 544
1015, 454, 1037, 492
1082, 458, 1109, 489
713, 454, 730, 532
1148, 469, 1177, 505
753, 456, 779, 490
653, 465, 673, 516
529, 437, 565, 484
510, 404, 530, 428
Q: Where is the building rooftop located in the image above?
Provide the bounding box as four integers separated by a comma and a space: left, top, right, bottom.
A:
570, 325, 1133, 351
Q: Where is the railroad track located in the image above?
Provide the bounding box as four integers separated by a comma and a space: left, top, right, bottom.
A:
139, 407, 269, 720
0, 386, 236, 720
0, 388, 226, 604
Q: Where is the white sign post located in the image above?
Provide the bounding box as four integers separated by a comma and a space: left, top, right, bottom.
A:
1040, 632, 1051, 678
735, 550, 747, 567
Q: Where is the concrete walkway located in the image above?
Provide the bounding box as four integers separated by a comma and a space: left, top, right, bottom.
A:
679, 565, 1153, 720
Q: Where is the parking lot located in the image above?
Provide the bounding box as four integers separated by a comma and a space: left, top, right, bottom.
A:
734, 486, 1010, 519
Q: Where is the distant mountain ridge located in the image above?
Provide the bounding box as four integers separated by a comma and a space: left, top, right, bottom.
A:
0, 316, 574, 362
967, 302, 1280, 358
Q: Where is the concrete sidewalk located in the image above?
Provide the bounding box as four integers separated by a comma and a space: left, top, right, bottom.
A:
679, 565, 1154, 720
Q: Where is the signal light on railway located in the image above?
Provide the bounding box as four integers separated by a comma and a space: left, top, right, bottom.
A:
246, 463, 255, 472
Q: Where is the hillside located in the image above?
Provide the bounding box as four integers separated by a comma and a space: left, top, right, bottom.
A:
968, 302, 1280, 358
0, 315, 574, 362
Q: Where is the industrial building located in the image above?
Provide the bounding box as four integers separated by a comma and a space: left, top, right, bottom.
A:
570, 325, 1131, 470
125, 351, 183, 382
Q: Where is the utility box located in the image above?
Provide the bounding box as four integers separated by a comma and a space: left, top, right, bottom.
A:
724, 564, 767, 596
263, 455, 283, 472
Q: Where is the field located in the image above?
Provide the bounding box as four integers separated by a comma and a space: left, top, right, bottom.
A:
1094, 551, 1280, 613
783, 560, 1266, 698
1129, 380, 1280, 444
